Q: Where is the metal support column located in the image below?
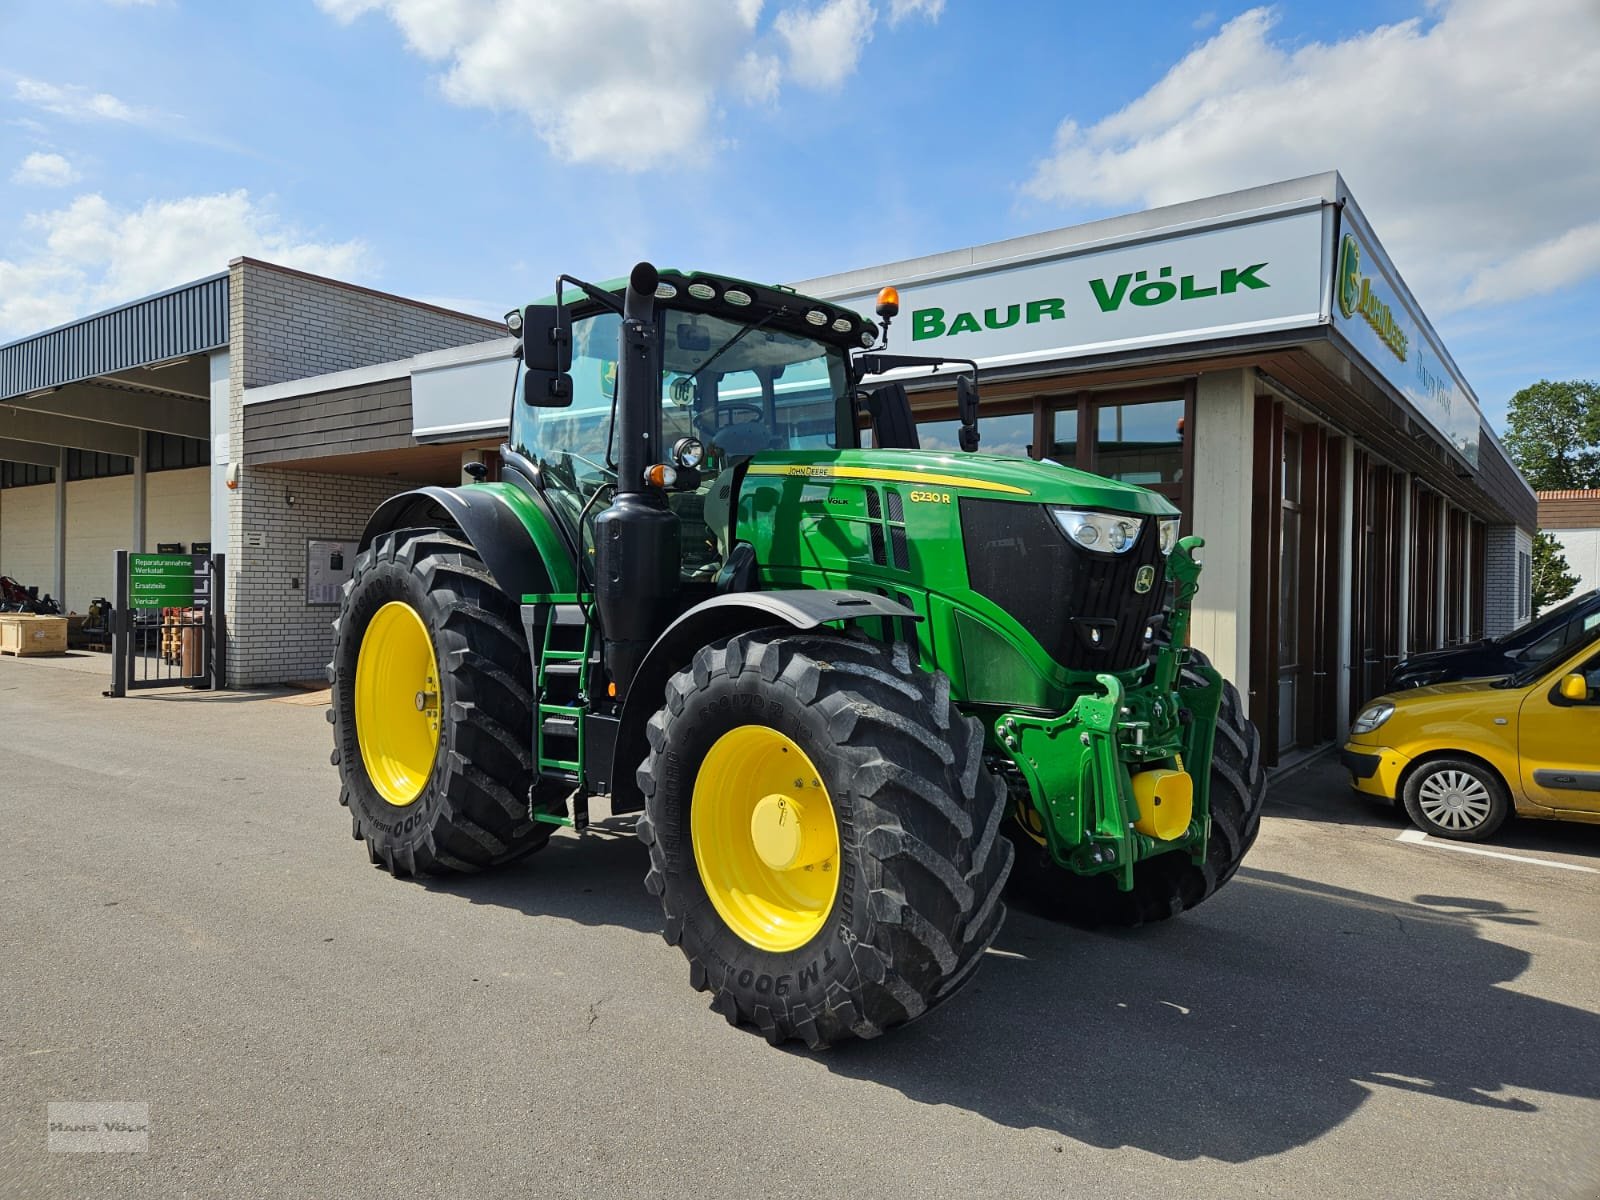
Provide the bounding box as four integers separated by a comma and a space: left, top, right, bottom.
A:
1335, 437, 1356, 740
132, 436, 147, 553
52, 446, 67, 608
1396, 474, 1412, 656
1436, 499, 1449, 648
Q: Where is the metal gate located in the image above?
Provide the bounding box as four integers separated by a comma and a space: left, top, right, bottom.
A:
109, 551, 227, 695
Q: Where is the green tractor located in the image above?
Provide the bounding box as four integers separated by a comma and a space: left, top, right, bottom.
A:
328, 262, 1266, 1048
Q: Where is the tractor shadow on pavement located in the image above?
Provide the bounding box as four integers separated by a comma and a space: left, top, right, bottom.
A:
420, 818, 662, 934
814, 867, 1600, 1163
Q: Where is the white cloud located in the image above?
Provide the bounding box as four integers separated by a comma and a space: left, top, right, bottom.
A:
11, 152, 79, 187
776, 0, 876, 90
13, 78, 152, 124
733, 50, 783, 105
887, 0, 942, 25
0, 191, 370, 339
1024, 1, 1600, 312
318, 0, 766, 169
317, 0, 931, 167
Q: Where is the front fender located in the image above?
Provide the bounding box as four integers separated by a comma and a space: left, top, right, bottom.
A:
609, 589, 919, 813
361, 482, 576, 605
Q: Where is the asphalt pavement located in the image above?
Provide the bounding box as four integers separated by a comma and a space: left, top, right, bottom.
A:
2, 654, 1597, 1199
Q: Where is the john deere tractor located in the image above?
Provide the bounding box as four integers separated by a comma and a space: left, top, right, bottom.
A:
328, 262, 1265, 1048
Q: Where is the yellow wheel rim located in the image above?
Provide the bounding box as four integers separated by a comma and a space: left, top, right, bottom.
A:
354, 601, 442, 808
691, 726, 840, 953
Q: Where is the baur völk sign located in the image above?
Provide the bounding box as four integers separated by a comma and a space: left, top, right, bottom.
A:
911, 261, 1272, 341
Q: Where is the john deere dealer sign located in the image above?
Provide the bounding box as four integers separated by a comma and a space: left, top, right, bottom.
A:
829, 209, 1327, 371
129, 554, 210, 609
1333, 228, 1481, 467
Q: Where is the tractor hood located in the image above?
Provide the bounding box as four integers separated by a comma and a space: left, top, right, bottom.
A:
742, 449, 1179, 516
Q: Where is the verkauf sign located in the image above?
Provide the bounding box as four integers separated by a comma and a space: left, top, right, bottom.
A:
1332, 226, 1481, 467
830, 209, 1326, 370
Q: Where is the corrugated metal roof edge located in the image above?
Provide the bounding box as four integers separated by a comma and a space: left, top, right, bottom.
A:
0, 270, 229, 354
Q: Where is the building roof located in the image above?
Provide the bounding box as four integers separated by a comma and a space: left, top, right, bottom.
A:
1536, 489, 1600, 500
0, 273, 229, 402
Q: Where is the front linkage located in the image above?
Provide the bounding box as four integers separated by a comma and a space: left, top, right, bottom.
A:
993, 536, 1223, 891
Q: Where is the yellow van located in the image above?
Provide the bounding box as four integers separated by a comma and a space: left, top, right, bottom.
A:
1342, 635, 1600, 841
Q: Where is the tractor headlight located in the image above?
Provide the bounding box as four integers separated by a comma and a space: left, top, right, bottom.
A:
1351, 701, 1394, 735
1157, 517, 1180, 555
672, 437, 705, 469
1050, 508, 1144, 554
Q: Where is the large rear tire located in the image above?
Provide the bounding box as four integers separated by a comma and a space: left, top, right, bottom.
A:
1006, 648, 1266, 927
328, 527, 557, 875
637, 632, 1012, 1048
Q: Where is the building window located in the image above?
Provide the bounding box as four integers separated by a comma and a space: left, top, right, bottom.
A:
1518, 549, 1532, 621
144, 432, 211, 472
917, 410, 1033, 457
0, 462, 54, 488
1096, 398, 1185, 491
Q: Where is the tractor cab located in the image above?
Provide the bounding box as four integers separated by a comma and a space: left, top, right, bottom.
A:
508, 277, 865, 589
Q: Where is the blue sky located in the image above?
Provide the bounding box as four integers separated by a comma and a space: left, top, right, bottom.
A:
2, 0, 1597, 433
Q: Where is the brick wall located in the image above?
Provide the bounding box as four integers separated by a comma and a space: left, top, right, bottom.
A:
225, 258, 502, 686
225, 466, 424, 684
1483, 524, 1532, 637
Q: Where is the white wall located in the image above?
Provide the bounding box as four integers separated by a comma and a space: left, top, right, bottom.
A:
63, 475, 133, 614
0, 483, 56, 605
1188, 368, 1255, 715
1549, 528, 1600, 597
148, 468, 212, 556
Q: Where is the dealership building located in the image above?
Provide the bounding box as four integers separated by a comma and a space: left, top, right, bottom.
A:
0, 172, 1534, 766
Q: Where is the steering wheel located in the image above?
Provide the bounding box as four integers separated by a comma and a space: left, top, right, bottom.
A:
714, 402, 767, 424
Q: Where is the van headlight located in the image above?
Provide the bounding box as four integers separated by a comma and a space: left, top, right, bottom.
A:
1051, 508, 1144, 554
1351, 701, 1394, 735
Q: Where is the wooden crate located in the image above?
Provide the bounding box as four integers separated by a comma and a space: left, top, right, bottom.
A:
0, 614, 69, 657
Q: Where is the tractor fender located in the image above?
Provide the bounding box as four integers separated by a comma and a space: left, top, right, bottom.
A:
359, 484, 573, 606
609, 589, 921, 813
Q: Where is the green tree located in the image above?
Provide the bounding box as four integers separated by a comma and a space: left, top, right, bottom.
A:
1504, 379, 1600, 490
1532, 531, 1579, 615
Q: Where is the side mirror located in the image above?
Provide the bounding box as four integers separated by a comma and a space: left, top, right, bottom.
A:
956, 375, 980, 452
956, 374, 979, 425
1559, 673, 1588, 702
520, 303, 573, 407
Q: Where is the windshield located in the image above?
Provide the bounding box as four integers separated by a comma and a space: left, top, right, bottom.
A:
1499, 587, 1599, 646
659, 309, 849, 458
510, 306, 851, 578
1495, 625, 1600, 689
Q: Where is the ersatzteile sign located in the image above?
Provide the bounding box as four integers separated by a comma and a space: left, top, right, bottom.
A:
127, 554, 211, 609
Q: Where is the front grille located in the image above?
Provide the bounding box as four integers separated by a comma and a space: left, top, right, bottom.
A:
959, 499, 1165, 671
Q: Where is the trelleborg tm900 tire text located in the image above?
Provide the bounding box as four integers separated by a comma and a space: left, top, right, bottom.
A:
636, 631, 1013, 1048
327, 527, 557, 875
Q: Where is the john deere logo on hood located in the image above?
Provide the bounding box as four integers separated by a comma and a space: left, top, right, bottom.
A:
1337, 234, 1408, 362
1134, 565, 1156, 595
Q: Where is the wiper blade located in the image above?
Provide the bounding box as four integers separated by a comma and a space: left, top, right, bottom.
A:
694, 309, 786, 380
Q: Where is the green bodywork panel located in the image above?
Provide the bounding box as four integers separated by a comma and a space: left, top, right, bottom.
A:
735, 449, 1222, 887
468, 481, 578, 594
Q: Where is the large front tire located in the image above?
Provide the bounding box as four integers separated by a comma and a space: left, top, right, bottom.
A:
1006, 649, 1267, 927
637, 632, 1012, 1048
328, 527, 556, 875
